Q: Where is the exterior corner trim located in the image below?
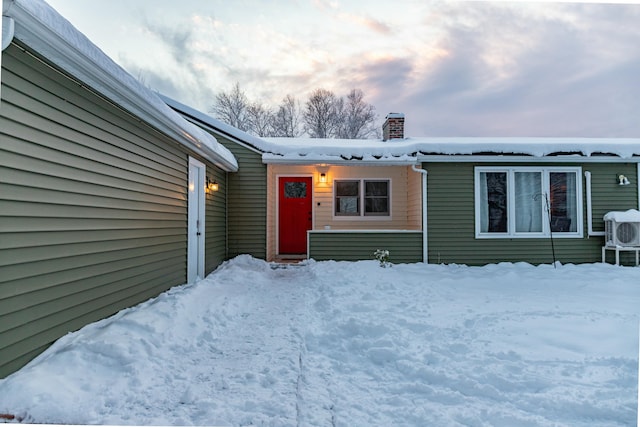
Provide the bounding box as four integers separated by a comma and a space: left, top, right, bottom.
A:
412, 163, 428, 263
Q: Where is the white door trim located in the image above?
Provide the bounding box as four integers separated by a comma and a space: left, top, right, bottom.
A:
188, 157, 206, 283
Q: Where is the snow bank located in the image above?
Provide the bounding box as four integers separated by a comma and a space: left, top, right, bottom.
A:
0, 256, 638, 426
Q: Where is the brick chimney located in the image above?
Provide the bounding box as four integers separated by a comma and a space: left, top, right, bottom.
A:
382, 113, 405, 141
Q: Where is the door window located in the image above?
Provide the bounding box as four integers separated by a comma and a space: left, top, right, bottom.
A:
284, 181, 307, 198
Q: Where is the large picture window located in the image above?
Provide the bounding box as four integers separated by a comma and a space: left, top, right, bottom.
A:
335, 179, 390, 217
475, 167, 582, 238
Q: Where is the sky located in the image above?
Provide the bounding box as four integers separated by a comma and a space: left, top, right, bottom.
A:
43, 0, 640, 138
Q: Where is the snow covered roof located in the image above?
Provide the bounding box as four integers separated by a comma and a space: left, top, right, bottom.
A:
261, 137, 640, 164
154, 98, 640, 165
160, 94, 267, 154
153, 99, 640, 166
4, 0, 237, 172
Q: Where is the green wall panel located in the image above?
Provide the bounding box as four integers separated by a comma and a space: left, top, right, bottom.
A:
309, 231, 423, 263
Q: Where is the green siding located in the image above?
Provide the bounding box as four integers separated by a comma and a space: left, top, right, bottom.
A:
425, 161, 639, 266
0, 44, 227, 377
214, 137, 267, 259
309, 231, 423, 263
204, 162, 227, 273
587, 163, 638, 232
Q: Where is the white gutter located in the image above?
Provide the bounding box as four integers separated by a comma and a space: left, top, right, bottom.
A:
584, 171, 605, 237
2, 15, 14, 51
263, 155, 418, 166
418, 155, 640, 164
412, 163, 428, 263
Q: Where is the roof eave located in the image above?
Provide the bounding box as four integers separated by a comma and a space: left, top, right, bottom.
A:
8, 0, 238, 172
262, 154, 418, 166
159, 94, 264, 157
417, 154, 640, 163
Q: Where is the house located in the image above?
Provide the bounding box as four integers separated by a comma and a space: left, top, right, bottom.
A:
166, 101, 640, 267
160, 95, 268, 261
0, 0, 237, 378
2, 0, 638, 381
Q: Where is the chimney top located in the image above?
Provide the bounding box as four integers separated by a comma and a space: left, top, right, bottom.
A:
382, 113, 405, 141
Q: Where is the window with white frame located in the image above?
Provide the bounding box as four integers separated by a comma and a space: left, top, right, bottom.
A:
335, 179, 390, 217
475, 167, 582, 238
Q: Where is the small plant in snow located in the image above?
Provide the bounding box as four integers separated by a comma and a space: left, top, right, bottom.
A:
374, 249, 391, 268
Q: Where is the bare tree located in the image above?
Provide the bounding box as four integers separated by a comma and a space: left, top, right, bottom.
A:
246, 102, 274, 137
336, 89, 378, 139
210, 82, 250, 132
211, 85, 379, 139
271, 95, 302, 137
303, 88, 342, 138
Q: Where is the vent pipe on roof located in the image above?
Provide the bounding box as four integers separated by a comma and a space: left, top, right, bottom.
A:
382, 113, 405, 141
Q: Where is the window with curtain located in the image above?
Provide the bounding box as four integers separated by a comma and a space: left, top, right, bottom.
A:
515, 171, 543, 233
335, 179, 390, 217
475, 167, 582, 238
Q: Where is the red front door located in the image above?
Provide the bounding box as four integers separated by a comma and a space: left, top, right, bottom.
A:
279, 177, 312, 254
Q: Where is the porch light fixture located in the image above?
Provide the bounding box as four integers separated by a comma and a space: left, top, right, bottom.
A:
618, 174, 630, 186
320, 173, 327, 183
206, 177, 219, 192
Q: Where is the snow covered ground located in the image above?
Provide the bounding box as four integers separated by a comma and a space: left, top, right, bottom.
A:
0, 256, 638, 426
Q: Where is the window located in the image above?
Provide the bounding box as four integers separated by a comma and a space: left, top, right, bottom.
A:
475, 167, 582, 238
335, 181, 359, 215
284, 181, 307, 198
335, 179, 390, 217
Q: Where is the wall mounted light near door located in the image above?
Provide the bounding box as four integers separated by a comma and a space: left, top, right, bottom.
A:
617, 174, 630, 186
206, 177, 219, 192
316, 164, 330, 184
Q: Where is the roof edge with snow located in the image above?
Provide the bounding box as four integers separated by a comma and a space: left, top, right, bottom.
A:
5, 0, 238, 172
257, 137, 640, 164
159, 94, 267, 156
152, 95, 640, 167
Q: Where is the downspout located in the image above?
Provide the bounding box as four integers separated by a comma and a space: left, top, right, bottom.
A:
637, 164, 640, 210
584, 171, 605, 237
412, 163, 428, 263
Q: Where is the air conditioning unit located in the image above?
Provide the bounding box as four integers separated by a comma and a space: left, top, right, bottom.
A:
604, 210, 640, 247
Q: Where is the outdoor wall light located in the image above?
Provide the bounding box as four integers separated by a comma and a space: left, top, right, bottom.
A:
320, 173, 327, 183
206, 177, 219, 192
617, 174, 630, 186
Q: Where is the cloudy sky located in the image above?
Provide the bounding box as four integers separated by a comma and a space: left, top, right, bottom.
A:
44, 0, 640, 138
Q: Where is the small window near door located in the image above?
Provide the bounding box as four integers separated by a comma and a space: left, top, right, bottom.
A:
334, 179, 390, 217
